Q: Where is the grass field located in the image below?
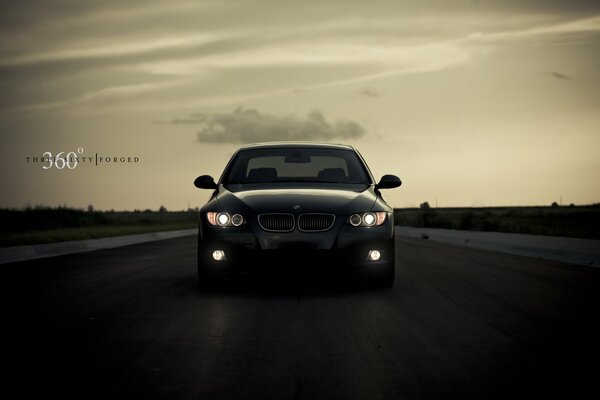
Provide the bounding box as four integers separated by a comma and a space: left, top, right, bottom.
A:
0, 207, 197, 247
394, 205, 600, 240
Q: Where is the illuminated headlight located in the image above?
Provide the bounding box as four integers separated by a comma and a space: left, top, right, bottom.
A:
348, 212, 387, 227
206, 212, 244, 227
362, 212, 376, 226
217, 212, 230, 226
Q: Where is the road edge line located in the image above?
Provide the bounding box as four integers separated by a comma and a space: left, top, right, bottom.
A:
0, 228, 197, 264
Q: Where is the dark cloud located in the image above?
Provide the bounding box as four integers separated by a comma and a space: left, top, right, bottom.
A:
550, 71, 571, 80
359, 88, 379, 97
172, 113, 205, 124
185, 108, 366, 143
468, 0, 600, 15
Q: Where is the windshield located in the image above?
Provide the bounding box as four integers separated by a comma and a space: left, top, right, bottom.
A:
222, 148, 371, 184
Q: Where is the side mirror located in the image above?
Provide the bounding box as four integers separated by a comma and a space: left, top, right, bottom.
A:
377, 174, 402, 189
194, 175, 218, 189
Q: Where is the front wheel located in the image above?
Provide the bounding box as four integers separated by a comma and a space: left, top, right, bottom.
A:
370, 242, 395, 288
197, 267, 214, 288
372, 262, 395, 288
197, 242, 234, 288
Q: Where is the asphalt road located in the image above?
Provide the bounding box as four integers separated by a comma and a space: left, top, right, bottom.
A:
5, 236, 600, 399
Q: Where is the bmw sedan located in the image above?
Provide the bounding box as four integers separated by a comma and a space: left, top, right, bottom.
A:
193, 142, 401, 287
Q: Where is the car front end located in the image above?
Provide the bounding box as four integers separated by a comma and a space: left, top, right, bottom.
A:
194, 143, 401, 287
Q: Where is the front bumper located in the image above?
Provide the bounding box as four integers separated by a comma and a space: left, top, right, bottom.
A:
198, 216, 394, 274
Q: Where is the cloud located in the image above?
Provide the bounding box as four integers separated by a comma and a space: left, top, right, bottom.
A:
0, 33, 222, 67
467, 14, 600, 44
1, 2, 598, 115
550, 71, 571, 80
360, 88, 379, 97
137, 40, 469, 75
184, 108, 366, 143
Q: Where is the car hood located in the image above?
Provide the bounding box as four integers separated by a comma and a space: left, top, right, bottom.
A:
216, 185, 377, 214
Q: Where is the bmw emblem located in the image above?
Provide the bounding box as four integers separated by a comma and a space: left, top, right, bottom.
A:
293, 205, 301, 210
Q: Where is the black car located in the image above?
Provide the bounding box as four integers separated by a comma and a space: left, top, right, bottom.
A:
193, 142, 401, 287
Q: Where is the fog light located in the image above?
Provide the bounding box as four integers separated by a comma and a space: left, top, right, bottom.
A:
212, 250, 226, 261
368, 250, 381, 261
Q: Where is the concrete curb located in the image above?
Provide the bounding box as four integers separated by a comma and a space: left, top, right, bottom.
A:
395, 226, 600, 267
0, 228, 197, 264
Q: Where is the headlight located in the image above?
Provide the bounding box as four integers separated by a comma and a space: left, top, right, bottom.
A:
206, 212, 245, 227
348, 212, 386, 227
363, 212, 376, 226
217, 212, 230, 226
349, 214, 362, 226
231, 214, 244, 226
207, 211, 218, 226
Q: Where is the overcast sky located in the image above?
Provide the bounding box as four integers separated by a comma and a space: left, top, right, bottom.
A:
1, 0, 599, 210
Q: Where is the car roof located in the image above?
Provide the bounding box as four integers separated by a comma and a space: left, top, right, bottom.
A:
239, 142, 355, 151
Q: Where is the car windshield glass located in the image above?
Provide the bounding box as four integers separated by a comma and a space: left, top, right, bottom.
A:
222, 148, 371, 184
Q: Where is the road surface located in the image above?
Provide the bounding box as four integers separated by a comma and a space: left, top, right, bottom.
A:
4, 236, 600, 399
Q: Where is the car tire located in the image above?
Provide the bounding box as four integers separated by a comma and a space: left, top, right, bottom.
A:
197, 265, 232, 289
373, 262, 395, 288
197, 268, 212, 288
197, 243, 217, 288
371, 243, 395, 288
